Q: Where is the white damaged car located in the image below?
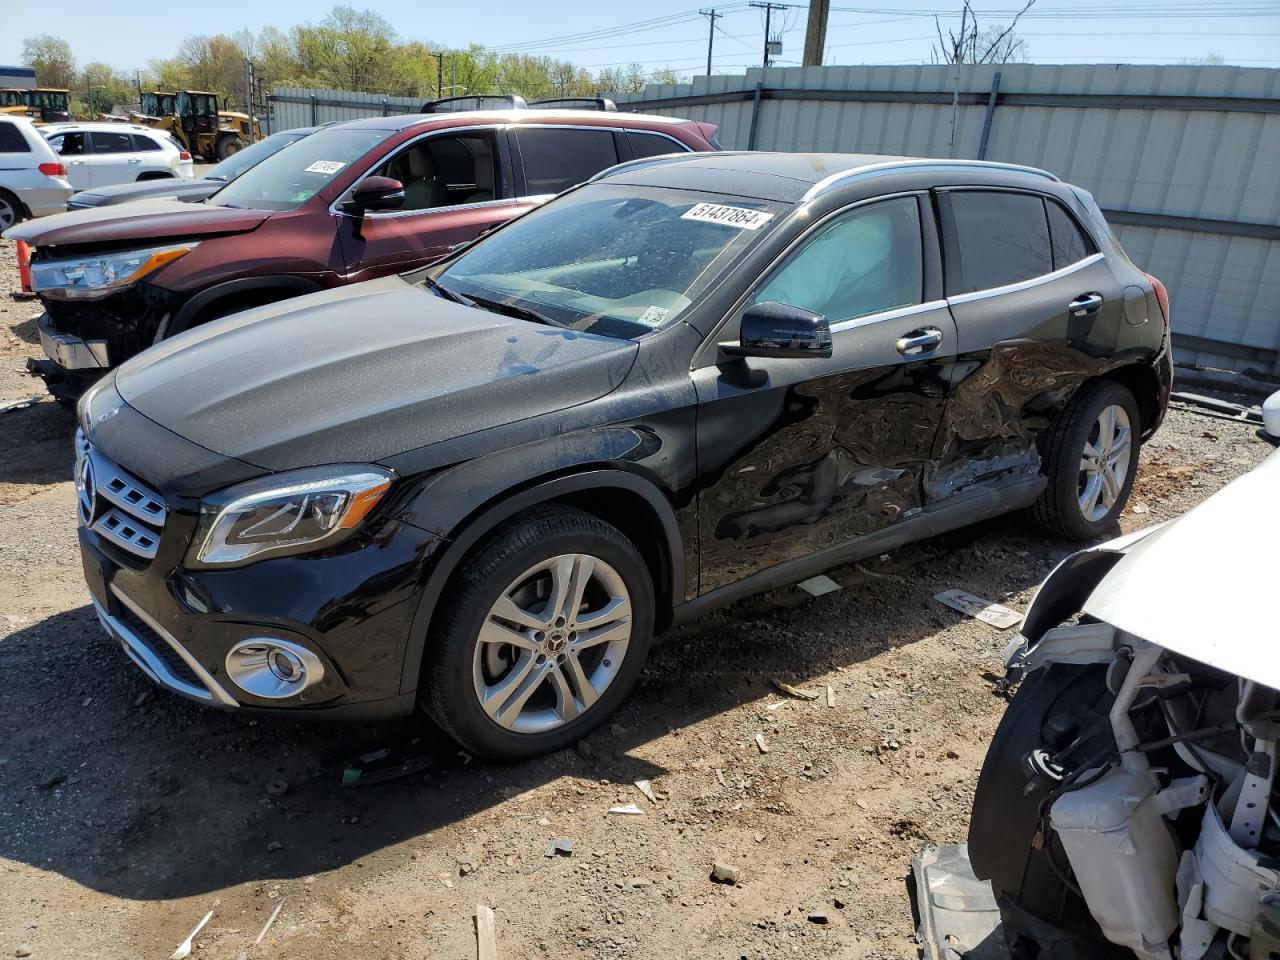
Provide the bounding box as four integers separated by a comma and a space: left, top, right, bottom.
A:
969, 447, 1280, 960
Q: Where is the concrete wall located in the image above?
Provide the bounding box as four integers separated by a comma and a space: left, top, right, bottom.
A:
611, 64, 1280, 378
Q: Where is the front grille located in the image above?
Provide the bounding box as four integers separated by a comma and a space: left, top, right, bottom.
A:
76, 429, 168, 562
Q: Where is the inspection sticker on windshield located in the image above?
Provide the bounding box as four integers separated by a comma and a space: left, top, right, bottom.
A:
636, 305, 670, 326
681, 202, 773, 230
305, 160, 346, 175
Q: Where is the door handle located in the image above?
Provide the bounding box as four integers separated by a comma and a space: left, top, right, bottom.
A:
1069, 293, 1103, 317
128, 158, 141, 163
896, 327, 944, 357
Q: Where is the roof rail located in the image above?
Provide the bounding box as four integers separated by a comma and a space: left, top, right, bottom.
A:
586, 149, 736, 184
802, 157, 1059, 200
529, 97, 618, 112
420, 94, 528, 113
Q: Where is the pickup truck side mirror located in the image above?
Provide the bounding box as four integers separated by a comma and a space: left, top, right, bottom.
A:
720, 301, 832, 360
342, 176, 405, 215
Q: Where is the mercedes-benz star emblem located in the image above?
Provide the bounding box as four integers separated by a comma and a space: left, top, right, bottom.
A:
97, 407, 119, 424
76, 455, 96, 523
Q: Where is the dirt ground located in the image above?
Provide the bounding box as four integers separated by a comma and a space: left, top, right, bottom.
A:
0, 234, 1272, 960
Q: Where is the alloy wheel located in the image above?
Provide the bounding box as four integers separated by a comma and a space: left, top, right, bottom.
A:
472, 553, 632, 735
1077, 403, 1132, 522
0, 196, 16, 230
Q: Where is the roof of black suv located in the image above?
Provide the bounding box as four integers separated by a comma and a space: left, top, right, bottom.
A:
595, 151, 1058, 203
336, 109, 703, 133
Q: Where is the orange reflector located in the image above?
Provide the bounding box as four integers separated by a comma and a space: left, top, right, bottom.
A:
338, 479, 392, 529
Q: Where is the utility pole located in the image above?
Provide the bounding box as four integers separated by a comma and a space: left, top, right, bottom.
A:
749, 2, 788, 69
437, 53, 444, 99
802, 0, 830, 67
243, 59, 256, 143
699, 9, 722, 77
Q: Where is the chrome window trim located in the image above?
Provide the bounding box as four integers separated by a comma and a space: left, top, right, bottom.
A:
830, 299, 949, 333
947, 251, 1105, 305
328, 123, 503, 219
801, 158, 1058, 203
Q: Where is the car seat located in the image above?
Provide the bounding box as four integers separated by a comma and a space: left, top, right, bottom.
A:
388, 147, 447, 211
464, 148, 495, 204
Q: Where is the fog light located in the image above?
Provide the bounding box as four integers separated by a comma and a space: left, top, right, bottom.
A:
225, 639, 323, 699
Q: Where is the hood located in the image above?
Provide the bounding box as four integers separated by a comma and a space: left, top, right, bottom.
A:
1083, 450, 1280, 688
6, 197, 270, 248
113, 276, 638, 470
69, 179, 222, 208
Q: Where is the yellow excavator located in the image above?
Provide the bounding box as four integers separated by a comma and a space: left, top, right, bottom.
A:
0, 88, 70, 124
132, 90, 262, 161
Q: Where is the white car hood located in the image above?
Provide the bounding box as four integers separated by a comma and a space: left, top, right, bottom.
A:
1083, 449, 1280, 688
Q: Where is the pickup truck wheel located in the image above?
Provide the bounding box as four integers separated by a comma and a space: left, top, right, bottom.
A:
1031, 381, 1140, 540
424, 507, 654, 761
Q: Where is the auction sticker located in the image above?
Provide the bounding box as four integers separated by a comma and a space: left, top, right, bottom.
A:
305, 160, 346, 175
681, 202, 773, 230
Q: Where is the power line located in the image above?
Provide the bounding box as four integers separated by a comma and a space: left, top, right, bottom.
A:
700, 9, 724, 75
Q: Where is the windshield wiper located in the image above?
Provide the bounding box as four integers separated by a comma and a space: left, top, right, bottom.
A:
422, 275, 472, 306
464, 293, 566, 329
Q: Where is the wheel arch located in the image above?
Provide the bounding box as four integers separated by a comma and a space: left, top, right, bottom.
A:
169, 276, 322, 336
1098, 361, 1163, 440
398, 467, 685, 697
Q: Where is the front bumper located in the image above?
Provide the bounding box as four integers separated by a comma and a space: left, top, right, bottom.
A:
38, 311, 110, 370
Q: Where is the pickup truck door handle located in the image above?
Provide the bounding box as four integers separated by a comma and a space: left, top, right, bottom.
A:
1069, 293, 1103, 317
896, 327, 944, 357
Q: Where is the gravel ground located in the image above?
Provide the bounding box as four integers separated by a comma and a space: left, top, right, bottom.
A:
0, 235, 1272, 960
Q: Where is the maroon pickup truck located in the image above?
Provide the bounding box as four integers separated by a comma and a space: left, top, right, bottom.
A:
9, 108, 718, 400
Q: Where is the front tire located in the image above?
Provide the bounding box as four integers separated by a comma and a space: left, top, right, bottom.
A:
424, 507, 654, 761
1031, 381, 1140, 540
216, 135, 244, 160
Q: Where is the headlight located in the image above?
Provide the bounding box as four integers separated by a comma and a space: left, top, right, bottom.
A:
189, 466, 394, 568
30, 242, 197, 301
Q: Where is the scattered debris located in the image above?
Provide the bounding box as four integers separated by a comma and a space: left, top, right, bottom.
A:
266, 841, 283, 853
634, 779, 657, 804
807, 910, 830, 925
0, 396, 43, 416
475, 904, 498, 960
914, 845, 1007, 960
37, 773, 65, 790
341, 737, 434, 786
771, 678, 820, 700
753, 832, 765, 843
755, 733, 769, 754
607, 803, 645, 816
169, 910, 213, 960
438, 871, 454, 889
456, 854, 477, 876
765, 700, 789, 712
543, 837, 575, 858
609, 723, 626, 736
1132, 502, 1150, 515
264, 779, 289, 798
855, 799, 869, 811
833, 896, 847, 910
796, 574, 841, 597
710, 862, 740, 885
934, 589, 1022, 629
15, 946, 32, 958
575, 739, 592, 759
826, 685, 835, 708
253, 899, 284, 947
714, 768, 726, 787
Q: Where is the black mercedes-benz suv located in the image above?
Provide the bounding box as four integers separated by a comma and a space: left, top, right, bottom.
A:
75, 151, 1172, 759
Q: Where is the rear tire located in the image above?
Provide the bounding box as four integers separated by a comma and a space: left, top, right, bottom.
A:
423, 507, 654, 761
216, 136, 244, 161
0, 189, 24, 229
1031, 381, 1140, 540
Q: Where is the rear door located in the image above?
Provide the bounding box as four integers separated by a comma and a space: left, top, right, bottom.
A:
85, 130, 138, 187
693, 193, 957, 592
510, 125, 622, 199
930, 188, 1125, 507
335, 127, 533, 284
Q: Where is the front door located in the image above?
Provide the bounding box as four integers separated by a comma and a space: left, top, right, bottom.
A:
693, 194, 957, 593
85, 130, 138, 187
337, 128, 530, 284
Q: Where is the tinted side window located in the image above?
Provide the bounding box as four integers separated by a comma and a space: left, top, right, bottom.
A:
131, 134, 162, 152
946, 191, 1053, 295
517, 128, 619, 196
90, 131, 135, 154
1046, 199, 1096, 270
756, 196, 923, 323
0, 122, 29, 153
627, 131, 688, 160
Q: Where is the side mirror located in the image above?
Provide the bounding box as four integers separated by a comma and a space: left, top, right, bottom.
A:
720, 301, 832, 360
342, 176, 405, 215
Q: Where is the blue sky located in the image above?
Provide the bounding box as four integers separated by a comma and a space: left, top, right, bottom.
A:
2, 0, 1278, 76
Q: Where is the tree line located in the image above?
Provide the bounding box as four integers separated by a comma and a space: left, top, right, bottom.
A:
20, 6, 683, 116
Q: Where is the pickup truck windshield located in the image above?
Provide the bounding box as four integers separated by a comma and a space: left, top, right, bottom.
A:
431, 184, 783, 340
209, 128, 391, 211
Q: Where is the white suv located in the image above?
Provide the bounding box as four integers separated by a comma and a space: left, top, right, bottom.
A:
41, 123, 194, 191
0, 116, 73, 229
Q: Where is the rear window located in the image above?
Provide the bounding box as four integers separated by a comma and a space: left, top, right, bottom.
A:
516, 127, 619, 196
131, 134, 162, 152
0, 122, 29, 153
946, 191, 1053, 295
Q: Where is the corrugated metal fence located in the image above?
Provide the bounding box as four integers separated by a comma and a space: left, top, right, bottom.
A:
611, 64, 1280, 377
268, 65, 1280, 377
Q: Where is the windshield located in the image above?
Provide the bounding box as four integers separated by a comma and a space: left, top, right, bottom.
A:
431, 184, 783, 339
205, 132, 304, 182
209, 127, 391, 211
